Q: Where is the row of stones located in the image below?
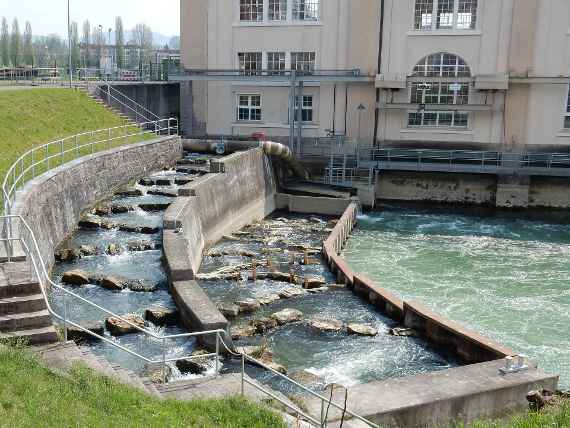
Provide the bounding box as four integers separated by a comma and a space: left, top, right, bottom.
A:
55, 240, 160, 262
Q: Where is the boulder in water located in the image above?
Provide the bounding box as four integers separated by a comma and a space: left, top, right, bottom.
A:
78, 217, 102, 230
125, 279, 157, 292
138, 203, 171, 212
308, 318, 344, 333
235, 299, 261, 314
65, 320, 105, 342
55, 248, 80, 263
389, 327, 418, 337
111, 205, 130, 214
250, 317, 278, 334
256, 294, 281, 306
127, 240, 158, 252
290, 370, 324, 386
106, 243, 122, 256
145, 307, 179, 326
94, 206, 112, 216
218, 303, 240, 319
302, 276, 326, 289
116, 189, 143, 197
61, 269, 91, 286
278, 288, 306, 299
79, 245, 97, 256
99, 276, 127, 291
106, 314, 145, 336
139, 178, 154, 186
230, 325, 257, 340
271, 308, 303, 325
347, 323, 378, 337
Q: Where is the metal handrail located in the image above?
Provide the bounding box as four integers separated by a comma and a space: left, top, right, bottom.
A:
92, 83, 161, 123
1, 215, 224, 380
2, 117, 178, 216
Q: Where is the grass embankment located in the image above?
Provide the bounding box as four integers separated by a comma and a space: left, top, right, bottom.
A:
464, 399, 570, 428
0, 88, 152, 201
0, 343, 286, 428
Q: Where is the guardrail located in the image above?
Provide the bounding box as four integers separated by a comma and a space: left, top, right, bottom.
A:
90, 83, 161, 124
1, 118, 179, 219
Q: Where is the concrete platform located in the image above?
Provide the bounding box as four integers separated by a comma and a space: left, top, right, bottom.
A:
0, 240, 26, 263
304, 360, 558, 427
282, 181, 352, 199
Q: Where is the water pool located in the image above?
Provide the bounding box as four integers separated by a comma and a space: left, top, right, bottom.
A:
343, 207, 570, 389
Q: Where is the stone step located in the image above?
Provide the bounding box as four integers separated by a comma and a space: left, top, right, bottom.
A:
0, 309, 52, 332
0, 280, 41, 299
0, 293, 47, 316
0, 325, 58, 344
111, 363, 150, 393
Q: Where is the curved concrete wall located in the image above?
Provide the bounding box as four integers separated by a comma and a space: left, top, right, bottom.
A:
12, 136, 182, 269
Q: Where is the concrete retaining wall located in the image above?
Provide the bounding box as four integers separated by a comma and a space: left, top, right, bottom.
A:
322, 202, 515, 365
12, 137, 182, 269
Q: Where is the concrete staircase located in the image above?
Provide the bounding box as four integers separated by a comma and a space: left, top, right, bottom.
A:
0, 260, 58, 345
83, 90, 136, 125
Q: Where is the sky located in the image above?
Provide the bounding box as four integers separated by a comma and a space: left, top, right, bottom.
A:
0, 0, 180, 38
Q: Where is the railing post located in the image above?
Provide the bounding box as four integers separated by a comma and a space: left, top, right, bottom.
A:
241, 354, 245, 396
63, 288, 68, 342
60, 140, 64, 166
108, 128, 112, 150
320, 398, 326, 428
75, 134, 79, 157
167, 119, 171, 136
31, 150, 35, 178
162, 337, 167, 383
91, 131, 95, 154
45, 145, 49, 171
215, 333, 220, 377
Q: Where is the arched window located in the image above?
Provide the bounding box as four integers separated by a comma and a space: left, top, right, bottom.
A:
408, 52, 471, 128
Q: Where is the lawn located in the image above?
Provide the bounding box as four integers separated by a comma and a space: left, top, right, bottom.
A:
0, 88, 153, 209
0, 343, 287, 428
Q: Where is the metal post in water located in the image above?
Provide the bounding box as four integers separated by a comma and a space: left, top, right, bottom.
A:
162, 337, 167, 383
215, 333, 220, 376
241, 354, 245, 396
63, 290, 68, 342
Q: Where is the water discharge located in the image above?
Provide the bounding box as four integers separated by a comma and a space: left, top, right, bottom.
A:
343, 207, 570, 389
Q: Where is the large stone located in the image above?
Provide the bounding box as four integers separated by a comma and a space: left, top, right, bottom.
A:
111, 205, 130, 214
106, 314, 145, 336
278, 288, 306, 299
147, 189, 178, 198
389, 327, 418, 337
78, 217, 102, 230
94, 206, 112, 216
302, 276, 327, 289
256, 294, 281, 306
99, 276, 127, 291
230, 325, 257, 340
175, 357, 209, 375
271, 308, 303, 326
55, 248, 80, 263
79, 245, 97, 256
125, 279, 157, 293
347, 323, 378, 337
155, 178, 173, 186
236, 299, 261, 314
65, 320, 105, 342
127, 240, 159, 252
250, 317, 278, 334
145, 307, 179, 326
61, 270, 91, 286
308, 318, 344, 333
218, 303, 240, 319
290, 370, 324, 386
116, 189, 143, 197
138, 203, 171, 212
139, 178, 154, 186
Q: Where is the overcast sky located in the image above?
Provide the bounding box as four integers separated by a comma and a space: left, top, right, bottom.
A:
1, 0, 180, 37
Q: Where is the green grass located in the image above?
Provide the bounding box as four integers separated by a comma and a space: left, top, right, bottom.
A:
0, 88, 153, 207
0, 343, 287, 428
460, 399, 570, 428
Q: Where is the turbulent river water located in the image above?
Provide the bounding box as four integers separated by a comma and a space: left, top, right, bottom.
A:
343, 206, 570, 390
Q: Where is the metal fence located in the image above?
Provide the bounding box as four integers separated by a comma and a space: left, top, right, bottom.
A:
90, 83, 161, 124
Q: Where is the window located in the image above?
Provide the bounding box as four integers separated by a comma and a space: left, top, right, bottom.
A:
408, 52, 471, 128
269, 0, 287, 20
291, 52, 316, 75
238, 52, 262, 76
240, 0, 264, 21
293, 0, 320, 21
294, 95, 314, 122
413, 0, 477, 30
267, 52, 286, 75
237, 95, 262, 121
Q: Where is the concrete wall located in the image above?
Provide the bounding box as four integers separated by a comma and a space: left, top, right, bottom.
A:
376, 171, 497, 206
107, 83, 180, 122
11, 137, 182, 269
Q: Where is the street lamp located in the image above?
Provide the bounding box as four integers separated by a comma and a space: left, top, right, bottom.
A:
67, 0, 72, 86
357, 103, 366, 141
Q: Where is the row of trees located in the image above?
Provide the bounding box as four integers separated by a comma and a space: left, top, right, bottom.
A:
0, 16, 156, 70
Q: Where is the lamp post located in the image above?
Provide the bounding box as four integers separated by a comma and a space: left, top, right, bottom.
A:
67, 0, 72, 87
357, 103, 366, 165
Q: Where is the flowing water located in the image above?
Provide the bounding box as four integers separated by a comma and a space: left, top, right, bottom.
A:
343, 206, 570, 390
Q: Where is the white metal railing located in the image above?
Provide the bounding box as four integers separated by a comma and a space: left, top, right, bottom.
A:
91, 83, 161, 124
1, 118, 178, 220
0, 215, 377, 427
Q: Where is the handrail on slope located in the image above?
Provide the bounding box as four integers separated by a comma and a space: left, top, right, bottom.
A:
91, 83, 161, 123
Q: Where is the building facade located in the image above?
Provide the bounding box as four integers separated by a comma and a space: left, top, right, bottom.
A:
180, 0, 570, 151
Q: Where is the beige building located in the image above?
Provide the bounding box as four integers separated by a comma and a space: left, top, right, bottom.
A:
179, 0, 570, 152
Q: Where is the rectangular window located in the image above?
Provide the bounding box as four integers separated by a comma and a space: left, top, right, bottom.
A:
408, 81, 469, 128
237, 95, 262, 121
267, 52, 286, 75
238, 52, 262, 76
293, 0, 320, 21
269, 0, 288, 20
564, 86, 570, 129
413, 0, 477, 30
294, 95, 314, 122
407, 111, 469, 128
291, 52, 316, 74
240, 0, 264, 21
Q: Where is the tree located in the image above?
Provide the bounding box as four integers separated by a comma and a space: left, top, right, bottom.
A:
10, 18, 20, 66
91, 25, 104, 69
70, 22, 80, 71
82, 20, 91, 67
115, 17, 125, 69
23, 21, 33, 66
169, 36, 180, 50
0, 17, 9, 66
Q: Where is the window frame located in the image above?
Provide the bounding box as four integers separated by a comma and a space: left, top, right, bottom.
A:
408, 52, 471, 129
237, 94, 262, 122
291, 51, 316, 75
267, 52, 286, 75
292, 95, 314, 123
413, 0, 478, 31
239, 0, 264, 22
292, 0, 320, 22
268, 0, 288, 21
238, 52, 263, 76
563, 84, 570, 129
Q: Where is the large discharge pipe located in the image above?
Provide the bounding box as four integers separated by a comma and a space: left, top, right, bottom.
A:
182, 139, 310, 180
